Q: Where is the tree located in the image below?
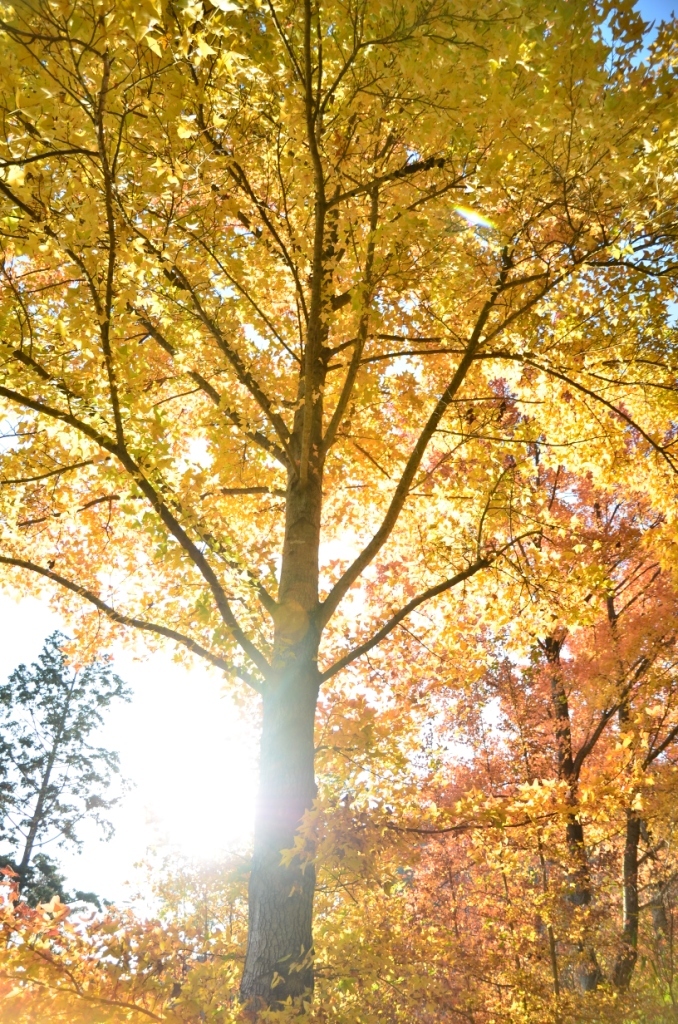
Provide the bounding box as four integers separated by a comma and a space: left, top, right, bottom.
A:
392, 481, 678, 1021
6, 851, 74, 907
0, 632, 129, 905
0, 0, 676, 1007
0, 867, 210, 1022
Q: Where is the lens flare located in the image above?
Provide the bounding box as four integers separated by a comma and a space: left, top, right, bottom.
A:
453, 206, 495, 230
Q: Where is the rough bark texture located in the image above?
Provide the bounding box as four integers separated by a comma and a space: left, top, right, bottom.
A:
649, 883, 669, 938
612, 809, 641, 989
544, 636, 593, 909
612, 690, 641, 990
606, 598, 642, 991
238, 63, 332, 989
240, 379, 325, 1007
241, 669, 320, 1005
544, 635, 600, 993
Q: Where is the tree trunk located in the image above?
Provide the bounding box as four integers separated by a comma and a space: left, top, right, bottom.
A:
544, 635, 600, 992
240, 395, 325, 1008
649, 884, 669, 937
544, 636, 593, 909
240, 63, 330, 992
610, 686, 643, 990
604, 598, 642, 990
17, 701, 70, 888
240, 664, 320, 1006
612, 809, 641, 989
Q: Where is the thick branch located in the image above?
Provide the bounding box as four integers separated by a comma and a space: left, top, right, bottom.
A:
329, 154, 449, 207
319, 279, 506, 627
157, 261, 295, 463
266, 0, 304, 81
323, 188, 379, 455
134, 309, 288, 466
299, 0, 327, 486
320, 556, 491, 681
218, 486, 286, 496
0, 147, 98, 168
572, 704, 619, 778
0, 385, 271, 676
95, 51, 125, 449
0, 555, 264, 693
0, 459, 94, 486
645, 722, 678, 768
0, 384, 115, 449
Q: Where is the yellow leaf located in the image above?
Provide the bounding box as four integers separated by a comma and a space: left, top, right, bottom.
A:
196, 37, 216, 58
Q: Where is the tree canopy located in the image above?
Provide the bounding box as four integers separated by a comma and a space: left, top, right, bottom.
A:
0, 0, 676, 1013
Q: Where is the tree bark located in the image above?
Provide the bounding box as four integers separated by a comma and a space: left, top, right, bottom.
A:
239, 16, 340, 990
544, 636, 593, 909
544, 635, 600, 992
240, 386, 325, 1007
612, 689, 641, 990
649, 882, 669, 938
612, 808, 641, 989
240, 664, 320, 1006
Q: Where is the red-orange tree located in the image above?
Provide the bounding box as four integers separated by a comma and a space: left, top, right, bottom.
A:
0, 0, 676, 1007
382, 483, 678, 1021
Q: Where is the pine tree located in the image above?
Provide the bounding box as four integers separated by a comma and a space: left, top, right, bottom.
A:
0, 632, 129, 905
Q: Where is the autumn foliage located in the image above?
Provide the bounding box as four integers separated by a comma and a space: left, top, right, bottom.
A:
0, 0, 677, 1018
4, 482, 678, 1020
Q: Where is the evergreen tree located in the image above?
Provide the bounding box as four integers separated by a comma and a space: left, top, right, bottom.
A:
0, 633, 129, 905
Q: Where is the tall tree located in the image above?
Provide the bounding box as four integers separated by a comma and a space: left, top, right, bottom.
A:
400, 483, 678, 1020
0, 632, 129, 902
0, 0, 676, 1006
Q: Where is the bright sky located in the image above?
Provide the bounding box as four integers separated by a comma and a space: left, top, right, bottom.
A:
0, 593, 258, 905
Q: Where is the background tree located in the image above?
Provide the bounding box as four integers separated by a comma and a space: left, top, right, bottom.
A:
0, 0, 676, 1007
0, 632, 129, 906
385, 481, 678, 1021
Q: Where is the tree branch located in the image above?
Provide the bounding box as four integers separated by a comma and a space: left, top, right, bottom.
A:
0, 385, 271, 676
481, 352, 678, 474
134, 308, 289, 466
572, 705, 619, 778
299, 0, 327, 486
323, 187, 379, 455
214, 486, 285, 497
645, 722, 678, 768
329, 154, 449, 207
320, 556, 491, 681
266, 0, 304, 82
94, 50, 125, 450
318, 276, 507, 628
0, 555, 264, 694
153, 259, 295, 464
0, 146, 98, 169
321, 531, 539, 680
0, 459, 95, 486
573, 656, 653, 776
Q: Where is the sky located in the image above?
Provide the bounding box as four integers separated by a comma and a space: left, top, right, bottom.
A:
0, 0, 675, 909
0, 593, 258, 905
638, 0, 675, 20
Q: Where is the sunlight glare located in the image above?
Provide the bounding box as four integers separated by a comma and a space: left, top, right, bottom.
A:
0, 594, 258, 904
